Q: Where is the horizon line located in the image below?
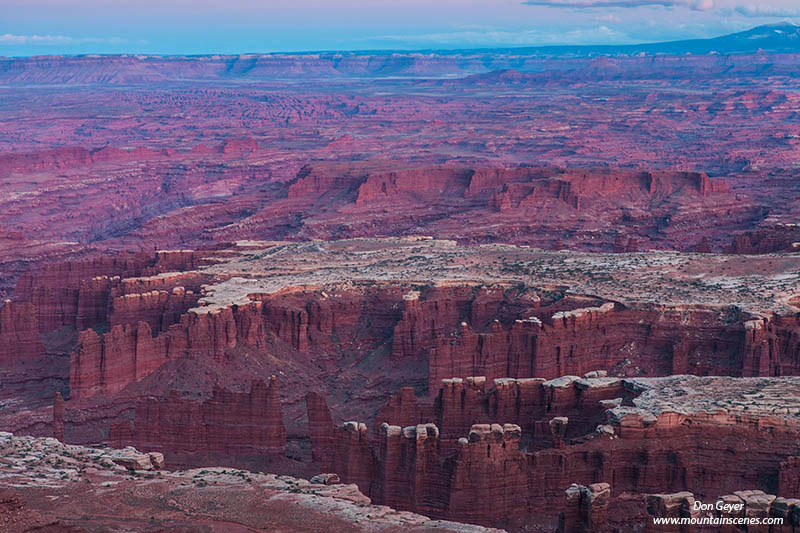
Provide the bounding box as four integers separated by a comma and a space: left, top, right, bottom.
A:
1, 21, 798, 60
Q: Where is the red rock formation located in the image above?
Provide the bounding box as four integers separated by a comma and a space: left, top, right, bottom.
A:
387, 285, 792, 388
374, 423, 446, 517
109, 377, 285, 464
219, 137, 259, 156
69, 302, 272, 399
694, 237, 713, 253
435, 377, 492, 445
0, 301, 45, 365
74, 277, 114, 332
7, 249, 800, 530
306, 392, 337, 472
286, 164, 366, 201
740, 314, 800, 377
108, 286, 200, 335
355, 168, 473, 205
304, 394, 376, 492
375, 375, 621, 454
66, 281, 402, 402
644, 492, 698, 532
5, 47, 800, 533
390, 285, 479, 361
447, 423, 528, 526
373, 387, 429, 438
31, 271, 794, 439
333, 421, 374, 495
14, 251, 203, 334
0, 146, 91, 178
726, 224, 800, 254
779, 457, 800, 496
69, 322, 163, 398
311, 375, 800, 529
559, 483, 612, 533
114, 271, 210, 297
257, 285, 406, 355
5, 51, 800, 302
52, 392, 64, 442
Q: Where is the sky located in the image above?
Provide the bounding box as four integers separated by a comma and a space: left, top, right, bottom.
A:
2, 0, 800, 56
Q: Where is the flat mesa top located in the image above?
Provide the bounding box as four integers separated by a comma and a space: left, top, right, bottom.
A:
620, 376, 800, 419
182, 237, 800, 315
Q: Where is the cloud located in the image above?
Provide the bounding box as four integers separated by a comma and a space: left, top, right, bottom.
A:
0, 34, 127, 46
728, 5, 800, 17
522, 0, 713, 10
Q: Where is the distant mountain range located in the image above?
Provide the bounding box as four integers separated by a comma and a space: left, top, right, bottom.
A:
3, 23, 800, 84
647, 22, 800, 55
423, 22, 800, 57
3, 23, 800, 61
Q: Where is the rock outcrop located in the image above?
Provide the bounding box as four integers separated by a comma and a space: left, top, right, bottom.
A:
108, 378, 285, 465
306, 391, 337, 471
52, 392, 64, 442
12, 251, 206, 336
0, 301, 45, 364
307, 375, 800, 530
389, 285, 800, 387
0, 431, 498, 532
58, 277, 800, 401
559, 483, 612, 533
725, 224, 800, 254
69, 301, 267, 399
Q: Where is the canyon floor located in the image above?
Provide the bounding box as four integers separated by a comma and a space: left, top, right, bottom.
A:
1, 48, 800, 532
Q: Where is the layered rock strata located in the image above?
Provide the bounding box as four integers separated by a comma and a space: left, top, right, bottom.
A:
108, 377, 286, 464
310, 375, 800, 530
0, 432, 498, 532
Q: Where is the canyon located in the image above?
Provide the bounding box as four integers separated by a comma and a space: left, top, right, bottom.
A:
2, 238, 800, 530
2, 40, 800, 531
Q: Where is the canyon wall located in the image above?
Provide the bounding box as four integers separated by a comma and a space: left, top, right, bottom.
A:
14, 250, 205, 334
725, 224, 800, 254
390, 285, 800, 388
5, 53, 800, 85
3, 244, 799, 415
66, 281, 800, 402
295, 164, 753, 252
311, 376, 800, 530
108, 377, 285, 464
0, 301, 45, 365
3, 246, 799, 531
70, 304, 264, 399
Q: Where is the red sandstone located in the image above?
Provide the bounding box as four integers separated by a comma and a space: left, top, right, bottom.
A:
2, 47, 800, 532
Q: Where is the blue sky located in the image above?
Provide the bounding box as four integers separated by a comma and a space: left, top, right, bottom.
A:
2, 0, 800, 56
